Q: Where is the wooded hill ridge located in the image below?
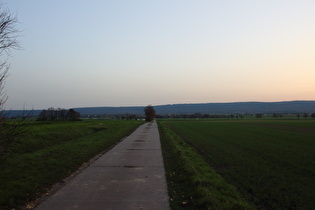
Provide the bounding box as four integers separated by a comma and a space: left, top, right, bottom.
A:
6, 101, 315, 117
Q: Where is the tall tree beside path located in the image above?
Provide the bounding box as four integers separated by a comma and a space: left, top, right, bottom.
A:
0, 5, 19, 112
144, 105, 156, 122
0, 5, 20, 159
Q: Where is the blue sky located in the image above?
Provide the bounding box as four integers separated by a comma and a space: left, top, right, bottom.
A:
2, 1, 315, 109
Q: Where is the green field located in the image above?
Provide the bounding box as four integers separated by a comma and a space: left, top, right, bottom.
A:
0, 120, 143, 209
160, 119, 315, 209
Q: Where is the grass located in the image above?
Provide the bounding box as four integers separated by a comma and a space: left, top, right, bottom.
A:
0, 120, 144, 209
158, 121, 254, 210
161, 119, 315, 209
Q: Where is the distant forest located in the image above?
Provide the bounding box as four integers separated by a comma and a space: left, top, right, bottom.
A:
37, 108, 80, 121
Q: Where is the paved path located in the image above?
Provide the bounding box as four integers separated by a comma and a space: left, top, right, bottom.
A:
36, 122, 170, 210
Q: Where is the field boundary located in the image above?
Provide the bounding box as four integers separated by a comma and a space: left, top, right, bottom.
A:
158, 121, 254, 209
160, 119, 315, 209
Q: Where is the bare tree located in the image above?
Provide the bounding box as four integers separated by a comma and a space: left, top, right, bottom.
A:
0, 5, 20, 159
0, 5, 19, 111
144, 105, 156, 122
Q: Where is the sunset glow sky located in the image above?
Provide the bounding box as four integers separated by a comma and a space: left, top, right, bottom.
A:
3, 1, 315, 109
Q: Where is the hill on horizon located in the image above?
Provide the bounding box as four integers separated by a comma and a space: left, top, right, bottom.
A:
6, 100, 315, 117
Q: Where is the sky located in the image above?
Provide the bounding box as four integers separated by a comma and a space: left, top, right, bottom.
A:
2, 0, 315, 110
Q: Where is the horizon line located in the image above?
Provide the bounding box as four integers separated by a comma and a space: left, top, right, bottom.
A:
8, 99, 315, 111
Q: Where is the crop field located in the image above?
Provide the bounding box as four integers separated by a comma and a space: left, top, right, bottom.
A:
0, 120, 143, 209
160, 119, 315, 209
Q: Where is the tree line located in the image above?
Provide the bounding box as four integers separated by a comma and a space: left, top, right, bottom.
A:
155, 113, 244, 119
37, 108, 81, 121
155, 113, 315, 119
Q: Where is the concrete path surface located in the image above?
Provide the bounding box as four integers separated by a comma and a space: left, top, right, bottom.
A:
35, 122, 170, 210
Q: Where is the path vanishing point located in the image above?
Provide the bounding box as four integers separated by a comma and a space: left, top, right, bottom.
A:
35, 122, 170, 210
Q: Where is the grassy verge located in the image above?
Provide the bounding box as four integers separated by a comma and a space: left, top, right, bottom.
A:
0, 120, 144, 209
158, 121, 254, 210
163, 120, 315, 210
